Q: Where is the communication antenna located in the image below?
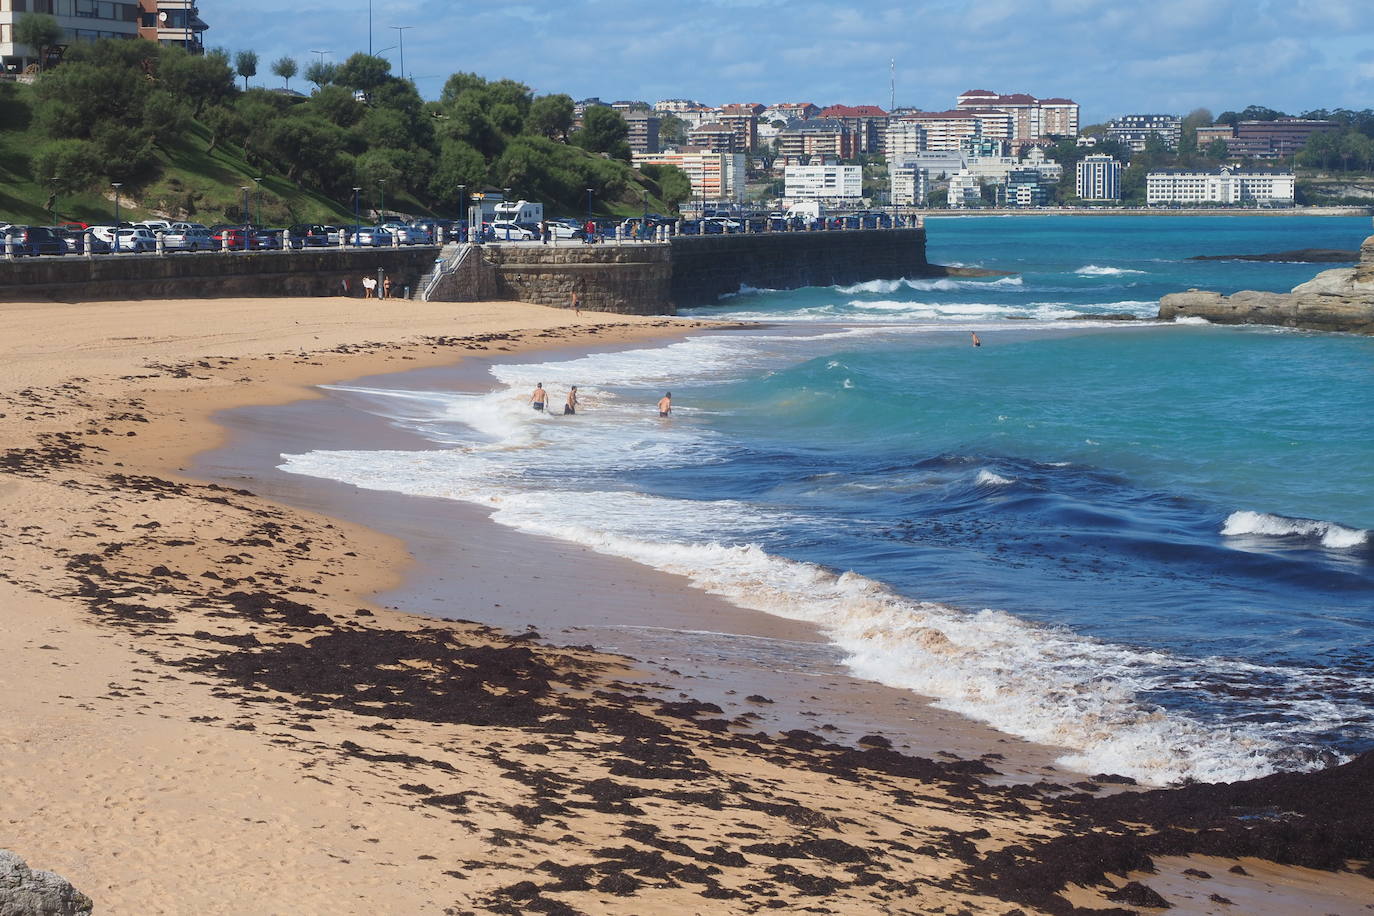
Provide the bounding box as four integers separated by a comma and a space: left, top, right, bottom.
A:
890, 58, 895, 111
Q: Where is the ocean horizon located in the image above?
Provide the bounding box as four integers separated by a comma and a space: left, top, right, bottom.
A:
279, 214, 1374, 787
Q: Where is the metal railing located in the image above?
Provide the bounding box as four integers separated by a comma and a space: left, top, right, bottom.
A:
419, 243, 473, 301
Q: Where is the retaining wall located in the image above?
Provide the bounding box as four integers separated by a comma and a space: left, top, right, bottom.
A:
0, 247, 441, 302
480, 244, 672, 315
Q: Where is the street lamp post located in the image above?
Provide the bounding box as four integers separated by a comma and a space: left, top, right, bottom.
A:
376, 179, 386, 223
49, 177, 60, 229
641, 189, 648, 240
240, 185, 250, 250
252, 177, 263, 228
586, 187, 593, 236
352, 186, 362, 246
390, 25, 412, 81
111, 182, 122, 253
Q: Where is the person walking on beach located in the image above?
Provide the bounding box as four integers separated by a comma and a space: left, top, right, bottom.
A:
658, 392, 672, 417
971, 331, 981, 347
564, 386, 578, 415
571, 291, 581, 316
530, 383, 548, 411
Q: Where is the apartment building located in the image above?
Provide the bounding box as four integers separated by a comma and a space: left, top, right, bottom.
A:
1076, 154, 1122, 200
633, 150, 746, 204
887, 109, 1012, 152
718, 103, 763, 152
1107, 114, 1182, 151
1234, 118, 1339, 158
763, 102, 819, 123
624, 110, 661, 154
1002, 169, 1050, 208
957, 89, 1079, 141
947, 169, 981, 208
818, 104, 888, 155
1146, 167, 1295, 205
776, 118, 854, 161
686, 122, 736, 153
2, 0, 205, 72
784, 163, 862, 202
888, 164, 928, 206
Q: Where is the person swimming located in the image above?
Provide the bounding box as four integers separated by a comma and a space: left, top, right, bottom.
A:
658, 392, 671, 417
971, 331, 982, 347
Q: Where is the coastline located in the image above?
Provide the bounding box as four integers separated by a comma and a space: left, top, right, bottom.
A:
2, 294, 1372, 914
921, 205, 1372, 217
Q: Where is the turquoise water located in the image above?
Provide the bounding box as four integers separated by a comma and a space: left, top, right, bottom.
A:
282, 215, 1374, 785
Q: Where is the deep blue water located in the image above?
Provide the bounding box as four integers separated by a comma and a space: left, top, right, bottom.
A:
283, 215, 1374, 784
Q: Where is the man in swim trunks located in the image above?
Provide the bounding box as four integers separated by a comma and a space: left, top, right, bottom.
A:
658, 392, 671, 417
564, 386, 578, 415
530, 383, 547, 411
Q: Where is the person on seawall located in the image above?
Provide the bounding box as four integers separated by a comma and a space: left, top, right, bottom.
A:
530, 383, 548, 411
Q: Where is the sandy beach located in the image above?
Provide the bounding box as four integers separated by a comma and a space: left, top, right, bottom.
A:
2, 294, 1372, 915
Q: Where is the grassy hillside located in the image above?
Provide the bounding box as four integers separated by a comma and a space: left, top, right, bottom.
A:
0, 78, 679, 226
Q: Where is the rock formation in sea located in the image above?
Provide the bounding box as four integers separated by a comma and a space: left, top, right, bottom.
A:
0, 850, 93, 916
1159, 234, 1374, 334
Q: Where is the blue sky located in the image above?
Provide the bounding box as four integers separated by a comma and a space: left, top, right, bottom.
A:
215, 0, 1374, 123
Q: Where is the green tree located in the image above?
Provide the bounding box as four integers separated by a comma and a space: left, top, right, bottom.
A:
527, 93, 574, 141
574, 105, 630, 161
335, 53, 391, 92
234, 50, 258, 90
659, 113, 687, 146
31, 138, 101, 190
1179, 108, 1212, 157
271, 56, 298, 91
304, 60, 337, 91
1204, 138, 1230, 160
429, 140, 487, 209
14, 13, 63, 70
648, 163, 691, 210
159, 45, 235, 116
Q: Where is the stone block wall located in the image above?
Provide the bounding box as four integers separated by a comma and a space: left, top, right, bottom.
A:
481, 244, 673, 315
669, 229, 929, 306
0, 247, 442, 302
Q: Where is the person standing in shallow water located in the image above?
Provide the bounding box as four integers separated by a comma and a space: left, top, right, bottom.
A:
658, 392, 671, 417
971, 331, 981, 347
530, 383, 547, 411
564, 386, 578, 415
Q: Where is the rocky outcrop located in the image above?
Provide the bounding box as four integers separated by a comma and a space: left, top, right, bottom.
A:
1159, 234, 1374, 334
0, 850, 93, 916
1187, 248, 1358, 262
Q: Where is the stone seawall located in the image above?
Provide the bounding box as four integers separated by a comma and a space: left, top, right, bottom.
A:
0, 247, 441, 302
480, 244, 672, 315
669, 229, 929, 306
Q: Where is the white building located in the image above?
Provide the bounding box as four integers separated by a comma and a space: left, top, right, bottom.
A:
1146, 168, 1295, 206
633, 150, 746, 205
956, 90, 1079, 141
888, 164, 929, 206
947, 170, 981, 208
1076, 154, 1122, 200
886, 109, 1012, 153
784, 164, 863, 202
1107, 114, 1182, 152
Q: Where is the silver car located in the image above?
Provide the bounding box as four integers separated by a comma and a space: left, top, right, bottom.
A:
162, 227, 217, 251
379, 222, 427, 245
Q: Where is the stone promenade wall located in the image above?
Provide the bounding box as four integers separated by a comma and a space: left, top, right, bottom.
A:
0, 247, 441, 302
480, 244, 672, 315
669, 229, 929, 306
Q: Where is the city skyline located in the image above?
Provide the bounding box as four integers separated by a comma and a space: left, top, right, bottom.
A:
212, 0, 1374, 122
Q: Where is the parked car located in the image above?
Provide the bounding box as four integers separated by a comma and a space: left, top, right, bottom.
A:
250, 228, 283, 250
211, 226, 253, 250
2, 225, 66, 255
135, 220, 173, 235
545, 219, 583, 240
489, 220, 535, 241
349, 226, 394, 247
59, 228, 111, 254
287, 224, 333, 248
162, 227, 218, 251
97, 226, 157, 253
167, 221, 209, 233
380, 222, 428, 245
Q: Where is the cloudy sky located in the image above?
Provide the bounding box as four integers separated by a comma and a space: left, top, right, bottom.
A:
214, 0, 1374, 123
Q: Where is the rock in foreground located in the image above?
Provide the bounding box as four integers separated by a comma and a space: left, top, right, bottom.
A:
0, 850, 93, 916
1160, 234, 1374, 334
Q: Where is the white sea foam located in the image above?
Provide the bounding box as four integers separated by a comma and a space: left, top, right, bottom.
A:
835, 276, 1022, 295
1076, 265, 1146, 277
975, 470, 1014, 486
1173, 316, 1212, 325
1223, 510, 1369, 550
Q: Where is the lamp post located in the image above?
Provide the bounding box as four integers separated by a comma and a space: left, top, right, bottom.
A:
376, 179, 386, 223
352, 186, 362, 245
49, 177, 60, 229
310, 49, 329, 66
240, 185, 250, 250
457, 184, 465, 238
390, 25, 412, 81
111, 182, 122, 253
252, 177, 262, 228
641, 189, 648, 240
586, 187, 593, 230
367, 0, 372, 55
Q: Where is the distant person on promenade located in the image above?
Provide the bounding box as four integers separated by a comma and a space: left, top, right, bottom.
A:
540, 220, 550, 245
971, 331, 981, 347
530, 383, 547, 411
361, 274, 376, 298
584, 219, 596, 244
564, 386, 578, 415
658, 392, 671, 417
